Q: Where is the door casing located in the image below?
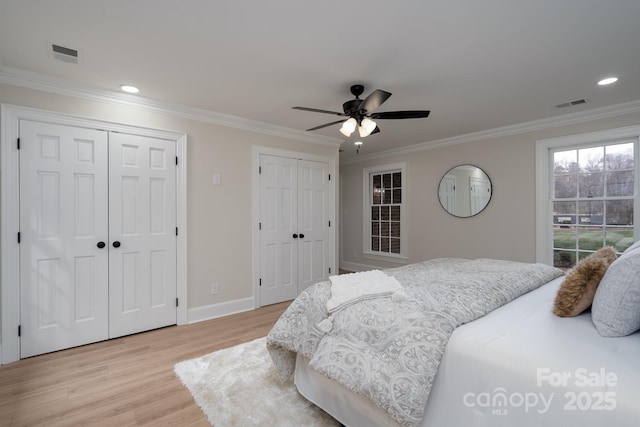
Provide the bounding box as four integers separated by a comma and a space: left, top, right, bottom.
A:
1, 104, 188, 364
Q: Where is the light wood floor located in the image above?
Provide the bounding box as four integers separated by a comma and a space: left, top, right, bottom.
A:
0, 301, 291, 427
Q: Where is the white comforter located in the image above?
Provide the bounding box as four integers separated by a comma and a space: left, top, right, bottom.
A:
267, 258, 564, 426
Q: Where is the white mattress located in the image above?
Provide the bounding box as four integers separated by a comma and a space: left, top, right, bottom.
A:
295, 277, 640, 426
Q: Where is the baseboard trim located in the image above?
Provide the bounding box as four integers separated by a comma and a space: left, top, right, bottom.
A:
187, 297, 255, 324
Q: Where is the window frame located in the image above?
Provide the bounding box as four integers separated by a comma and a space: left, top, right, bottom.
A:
362, 162, 408, 263
536, 126, 640, 265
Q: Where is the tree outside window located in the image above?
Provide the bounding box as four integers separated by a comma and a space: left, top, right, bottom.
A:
552, 143, 635, 268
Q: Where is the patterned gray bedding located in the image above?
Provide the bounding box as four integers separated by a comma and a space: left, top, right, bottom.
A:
267, 258, 563, 426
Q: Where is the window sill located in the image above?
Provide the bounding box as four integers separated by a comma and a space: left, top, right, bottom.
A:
363, 252, 409, 265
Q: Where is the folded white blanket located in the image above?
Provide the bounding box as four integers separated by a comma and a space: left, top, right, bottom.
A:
317, 270, 407, 333
326, 269, 406, 313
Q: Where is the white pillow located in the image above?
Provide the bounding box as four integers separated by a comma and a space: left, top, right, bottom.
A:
591, 243, 640, 337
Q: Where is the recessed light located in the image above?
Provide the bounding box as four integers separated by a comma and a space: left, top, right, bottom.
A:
597, 77, 618, 86
119, 85, 140, 93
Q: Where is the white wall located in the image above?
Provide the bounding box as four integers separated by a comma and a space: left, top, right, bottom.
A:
340, 111, 640, 272
0, 83, 339, 312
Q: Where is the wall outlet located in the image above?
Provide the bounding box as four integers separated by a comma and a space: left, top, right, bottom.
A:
210, 282, 220, 295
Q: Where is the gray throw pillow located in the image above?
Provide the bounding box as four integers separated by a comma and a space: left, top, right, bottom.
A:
592, 244, 640, 337
621, 239, 640, 254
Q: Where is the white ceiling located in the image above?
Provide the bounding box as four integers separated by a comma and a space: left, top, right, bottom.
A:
1, 0, 639, 161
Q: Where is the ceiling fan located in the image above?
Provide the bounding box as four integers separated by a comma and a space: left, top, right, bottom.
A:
292, 84, 430, 142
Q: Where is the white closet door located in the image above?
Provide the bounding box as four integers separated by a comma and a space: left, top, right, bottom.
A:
439, 174, 457, 214
19, 121, 109, 358
108, 133, 177, 338
259, 155, 298, 305
470, 176, 491, 216
297, 160, 331, 292
258, 155, 331, 306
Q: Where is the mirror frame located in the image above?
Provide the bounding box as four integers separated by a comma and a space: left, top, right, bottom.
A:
438, 164, 492, 218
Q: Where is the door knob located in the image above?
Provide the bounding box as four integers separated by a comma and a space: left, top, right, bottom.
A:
292, 234, 298, 239
299, 234, 305, 239
97, 241, 106, 249
112, 241, 121, 248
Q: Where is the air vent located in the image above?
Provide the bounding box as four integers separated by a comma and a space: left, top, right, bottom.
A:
51, 44, 79, 64
555, 99, 587, 109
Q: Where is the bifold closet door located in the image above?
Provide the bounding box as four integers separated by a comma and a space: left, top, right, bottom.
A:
19, 122, 178, 358
19, 121, 110, 358
470, 176, 491, 216
297, 160, 331, 293
108, 133, 177, 338
259, 155, 298, 305
259, 155, 330, 306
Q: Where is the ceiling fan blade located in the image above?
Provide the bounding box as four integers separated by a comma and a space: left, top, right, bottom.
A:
370, 126, 381, 135
306, 120, 345, 131
358, 89, 392, 113
369, 110, 430, 120
292, 106, 346, 116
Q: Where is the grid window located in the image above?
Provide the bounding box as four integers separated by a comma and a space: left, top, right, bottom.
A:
364, 165, 405, 258
552, 142, 635, 268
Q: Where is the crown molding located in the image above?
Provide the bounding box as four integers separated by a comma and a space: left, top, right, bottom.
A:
0, 67, 342, 148
340, 98, 640, 166
4, 67, 638, 161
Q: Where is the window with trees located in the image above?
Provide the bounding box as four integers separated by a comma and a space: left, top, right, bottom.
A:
363, 163, 407, 261
537, 127, 639, 268
552, 142, 635, 268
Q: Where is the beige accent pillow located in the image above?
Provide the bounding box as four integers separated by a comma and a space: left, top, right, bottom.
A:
553, 246, 617, 317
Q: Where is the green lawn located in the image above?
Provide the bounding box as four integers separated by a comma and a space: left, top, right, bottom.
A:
554, 228, 633, 251
553, 227, 634, 268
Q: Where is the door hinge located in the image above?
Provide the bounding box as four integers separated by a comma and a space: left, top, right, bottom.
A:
259, 166, 262, 174
18, 325, 21, 337
17, 138, 20, 150
176, 156, 178, 165
328, 174, 331, 181
176, 298, 179, 307
329, 267, 332, 274
328, 220, 331, 227
176, 227, 178, 236
259, 222, 262, 230
17, 232, 21, 244
259, 278, 262, 287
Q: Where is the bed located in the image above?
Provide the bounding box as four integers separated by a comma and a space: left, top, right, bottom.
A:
266, 256, 640, 427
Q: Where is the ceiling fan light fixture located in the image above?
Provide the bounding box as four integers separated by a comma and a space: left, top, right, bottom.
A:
293, 84, 430, 142
340, 117, 357, 137
358, 118, 377, 137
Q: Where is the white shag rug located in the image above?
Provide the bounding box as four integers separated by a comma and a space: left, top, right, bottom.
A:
174, 337, 341, 427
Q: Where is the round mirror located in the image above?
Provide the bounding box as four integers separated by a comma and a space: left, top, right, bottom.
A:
438, 165, 492, 218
